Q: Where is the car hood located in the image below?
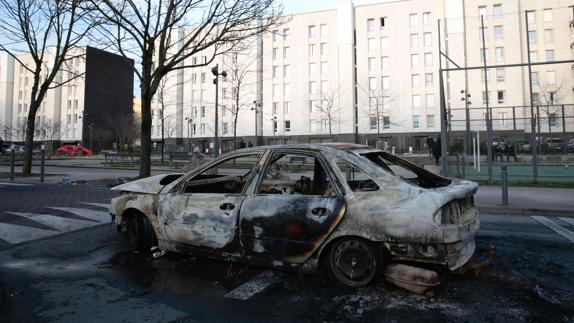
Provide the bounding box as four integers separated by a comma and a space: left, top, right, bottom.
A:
111, 173, 184, 194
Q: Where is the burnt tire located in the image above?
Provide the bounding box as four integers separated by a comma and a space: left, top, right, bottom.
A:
123, 214, 155, 251
328, 238, 382, 287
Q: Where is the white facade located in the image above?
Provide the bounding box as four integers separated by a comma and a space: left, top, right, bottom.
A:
152, 0, 574, 149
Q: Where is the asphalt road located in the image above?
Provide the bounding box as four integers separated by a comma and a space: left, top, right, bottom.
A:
0, 184, 573, 322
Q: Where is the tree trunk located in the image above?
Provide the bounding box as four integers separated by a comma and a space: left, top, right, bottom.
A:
139, 86, 153, 178
21, 101, 41, 176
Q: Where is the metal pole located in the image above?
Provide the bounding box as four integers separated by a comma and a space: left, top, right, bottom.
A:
214, 64, 220, 158
40, 145, 45, 183
461, 154, 466, 179
501, 164, 508, 205
480, 15, 493, 181
512, 106, 516, 143
89, 124, 93, 152
562, 105, 566, 155
438, 20, 448, 176
10, 145, 15, 181
462, 0, 471, 155
161, 109, 165, 164
525, 11, 538, 182
536, 105, 541, 154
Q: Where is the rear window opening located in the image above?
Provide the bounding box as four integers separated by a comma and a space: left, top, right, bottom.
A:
361, 152, 451, 188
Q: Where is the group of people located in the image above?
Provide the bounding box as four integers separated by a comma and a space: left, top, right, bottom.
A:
492, 142, 517, 162
426, 136, 442, 166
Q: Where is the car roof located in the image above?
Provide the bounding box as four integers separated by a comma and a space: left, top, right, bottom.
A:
222, 143, 376, 155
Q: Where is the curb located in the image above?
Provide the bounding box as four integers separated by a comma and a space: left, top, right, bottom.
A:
478, 206, 573, 217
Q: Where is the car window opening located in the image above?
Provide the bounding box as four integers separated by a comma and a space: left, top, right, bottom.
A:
361, 152, 451, 188
183, 154, 262, 194
258, 153, 334, 196
333, 158, 380, 192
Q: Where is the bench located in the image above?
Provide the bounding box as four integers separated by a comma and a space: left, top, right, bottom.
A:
103, 153, 139, 167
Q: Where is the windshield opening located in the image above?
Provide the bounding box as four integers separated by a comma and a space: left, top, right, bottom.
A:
361, 152, 452, 188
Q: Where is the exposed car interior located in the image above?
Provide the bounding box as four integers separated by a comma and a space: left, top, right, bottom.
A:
362, 152, 452, 188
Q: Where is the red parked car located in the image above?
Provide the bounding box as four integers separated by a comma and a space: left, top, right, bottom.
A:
55, 145, 93, 157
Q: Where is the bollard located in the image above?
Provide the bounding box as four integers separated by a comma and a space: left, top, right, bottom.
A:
501, 165, 508, 206
461, 154, 466, 179
40, 145, 45, 183
10, 145, 15, 181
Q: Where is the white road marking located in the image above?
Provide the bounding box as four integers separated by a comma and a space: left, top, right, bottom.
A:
0, 222, 58, 244
48, 207, 111, 223
0, 182, 32, 186
80, 202, 110, 209
558, 217, 574, 227
531, 216, 574, 243
9, 212, 96, 232
224, 271, 277, 300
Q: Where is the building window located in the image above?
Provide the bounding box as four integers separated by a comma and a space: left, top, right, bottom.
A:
544, 29, 553, 43
494, 26, 503, 40
411, 74, 420, 88
381, 56, 389, 70
409, 14, 418, 27
201, 106, 205, 117
412, 95, 421, 108
273, 48, 278, 60
547, 71, 555, 85
272, 29, 279, 42
413, 115, 420, 129
546, 49, 554, 62
424, 53, 433, 66
410, 34, 418, 48
528, 31, 536, 44
320, 43, 328, 55
367, 18, 375, 32
308, 25, 316, 38
309, 81, 317, 94
425, 73, 433, 87
543, 9, 552, 22
369, 77, 377, 90
529, 50, 538, 62
284, 102, 290, 114
531, 72, 538, 86
495, 47, 504, 61
383, 116, 390, 129
368, 57, 376, 71
200, 123, 206, 134
427, 115, 435, 128
478, 6, 486, 17
369, 116, 377, 129
532, 92, 540, 105
549, 113, 557, 127
272, 66, 278, 78
411, 54, 419, 67
426, 94, 435, 108
479, 27, 488, 42
320, 24, 327, 37
309, 63, 316, 75
283, 47, 289, 59
273, 84, 280, 96
284, 120, 291, 132
423, 12, 431, 25
309, 100, 316, 112
322, 119, 328, 131
192, 73, 197, 84
284, 83, 291, 96
222, 122, 228, 134
497, 91, 505, 104
309, 44, 315, 57
320, 61, 328, 74
382, 76, 389, 89
201, 72, 206, 83
192, 124, 197, 135
283, 65, 290, 77
493, 4, 502, 18
283, 28, 290, 41
482, 91, 489, 105
380, 17, 387, 29
380, 37, 389, 50
273, 102, 278, 114
368, 38, 376, 51
498, 112, 507, 126
320, 81, 328, 93
496, 68, 505, 82
423, 32, 432, 46
527, 11, 536, 23
480, 48, 488, 62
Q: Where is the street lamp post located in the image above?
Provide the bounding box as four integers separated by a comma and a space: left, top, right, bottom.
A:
251, 101, 261, 146
88, 123, 94, 152
270, 116, 277, 144
185, 116, 192, 152
211, 64, 227, 157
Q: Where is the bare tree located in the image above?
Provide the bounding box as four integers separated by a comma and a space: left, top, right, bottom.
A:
0, 0, 96, 175
536, 80, 564, 138
222, 50, 256, 149
358, 85, 399, 146
92, 0, 282, 177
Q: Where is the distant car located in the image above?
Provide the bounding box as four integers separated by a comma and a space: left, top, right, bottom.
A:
2, 145, 40, 155
491, 137, 505, 146
55, 145, 93, 157
544, 138, 565, 153
110, 143, 479, 287
513, 139, 530, 153
567, 139, 574, 154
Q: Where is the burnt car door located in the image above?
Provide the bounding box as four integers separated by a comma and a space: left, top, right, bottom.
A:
158, 153, 263, 252
239, 150, 346, 264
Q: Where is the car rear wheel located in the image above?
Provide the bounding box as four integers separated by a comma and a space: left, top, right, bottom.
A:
328, 238, 381, 287
122, 214, 155, 251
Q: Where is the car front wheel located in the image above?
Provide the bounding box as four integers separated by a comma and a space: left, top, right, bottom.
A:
122, 214, 155, 251
328, 238, 382, 287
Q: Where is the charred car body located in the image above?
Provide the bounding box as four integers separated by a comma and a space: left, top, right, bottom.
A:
110, 144, 479, 287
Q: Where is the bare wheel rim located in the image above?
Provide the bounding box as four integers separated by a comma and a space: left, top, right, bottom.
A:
330, 239, 377, 287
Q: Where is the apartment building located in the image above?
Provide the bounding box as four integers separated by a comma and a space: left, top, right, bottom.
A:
0, 47, 133, 151
153, 0, 574, 153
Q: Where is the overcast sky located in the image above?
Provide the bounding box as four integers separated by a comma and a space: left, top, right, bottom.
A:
283, 0, 384, 14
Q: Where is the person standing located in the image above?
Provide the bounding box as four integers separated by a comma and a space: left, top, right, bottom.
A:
432, 136, 441, 165
426, 136, 433, 157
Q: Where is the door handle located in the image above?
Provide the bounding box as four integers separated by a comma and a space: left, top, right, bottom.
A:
311, 207, 330, 217
220, 203, 235, 211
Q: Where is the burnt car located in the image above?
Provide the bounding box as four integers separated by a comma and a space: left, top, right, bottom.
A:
110, 144, 479, 287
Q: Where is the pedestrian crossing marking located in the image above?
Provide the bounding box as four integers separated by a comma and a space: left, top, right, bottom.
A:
531, 216, 574, 243
225, 271, 277, 300
558, 217, 574, 227
0, 222, 58, 244
80, 202, 110, 209
9, 212, 96, 232
48, 207, 111, 223
0, 182, 32, 187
